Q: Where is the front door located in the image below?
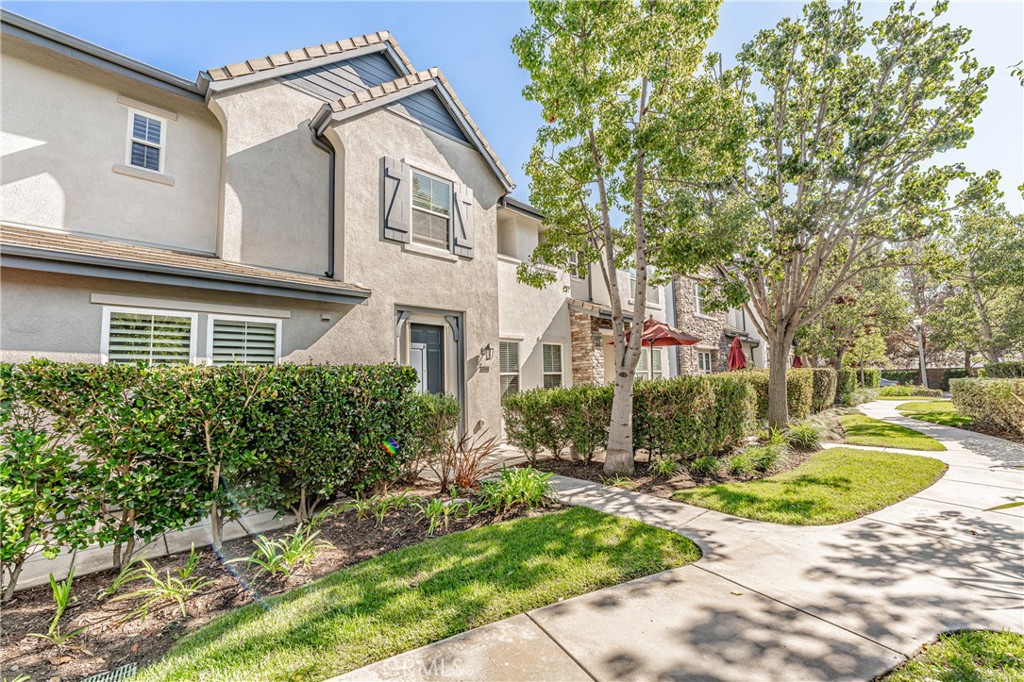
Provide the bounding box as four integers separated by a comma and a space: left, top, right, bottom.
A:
410, 323, 445, 394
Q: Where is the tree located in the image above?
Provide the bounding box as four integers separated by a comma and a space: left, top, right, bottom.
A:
512, 0, 743, 474
708, 0, 992, 426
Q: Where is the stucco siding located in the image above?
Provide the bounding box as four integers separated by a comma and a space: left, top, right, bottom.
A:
0, 38, 222, 252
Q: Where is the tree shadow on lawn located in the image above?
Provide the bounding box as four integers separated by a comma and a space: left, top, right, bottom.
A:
673, 474, 856, 525
139, 507, 699, 682
843, 418, 945, 451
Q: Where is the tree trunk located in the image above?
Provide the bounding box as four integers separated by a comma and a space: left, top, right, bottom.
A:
210, 463, 223, 550
970, 285, 1000, 363
3, 561, 24, 602
964, 350, 974, 376
767, 342, 790, 428
604, 370, 636, 475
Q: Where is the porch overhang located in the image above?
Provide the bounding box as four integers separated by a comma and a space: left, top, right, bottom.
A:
567, 298, 635, 324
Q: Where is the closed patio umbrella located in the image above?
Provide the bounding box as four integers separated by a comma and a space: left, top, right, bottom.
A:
727, 336, 746, 370
792, 355, 804, 368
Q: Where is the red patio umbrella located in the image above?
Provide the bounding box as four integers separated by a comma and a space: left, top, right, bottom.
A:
727, 336, 747, 370
611, 317, 700, 380
791, 355, 804, 368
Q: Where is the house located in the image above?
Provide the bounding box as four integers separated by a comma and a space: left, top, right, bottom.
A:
670, 274, 769, 374
0, 11, 673, 435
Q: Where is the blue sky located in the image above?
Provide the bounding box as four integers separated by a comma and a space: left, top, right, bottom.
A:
9, 0, 1022, 211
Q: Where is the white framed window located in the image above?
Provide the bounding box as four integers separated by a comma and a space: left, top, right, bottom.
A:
542, 343, 563, 388
694, 282, 706, 315
101, 306, 197, 364
697, 351, 713, 374
636, 347, 663, 378
629, 268, 661, 306
411, 170, 451, 250
499, 340, 520, 396
207, 315, 281, 365
126, 110, 166, 173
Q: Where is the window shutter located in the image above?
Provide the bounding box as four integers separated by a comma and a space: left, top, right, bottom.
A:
211, 319, 278, 365
452, 182, 474, 258
382, 156, 411, 243
107, 312, 192, 364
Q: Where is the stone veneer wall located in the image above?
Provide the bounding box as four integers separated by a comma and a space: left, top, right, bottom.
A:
570, 310, 606, 385
673, 275, 730, 374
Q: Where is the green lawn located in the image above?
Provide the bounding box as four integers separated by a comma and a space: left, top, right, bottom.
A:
897, 400, 974, 428
840, 414, 946, 451
139, 508, 699, 682
672, 448, 945, 525
880, 630, 1024, 681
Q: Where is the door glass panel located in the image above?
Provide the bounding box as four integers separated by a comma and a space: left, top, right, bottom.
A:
410, 324, 445, 395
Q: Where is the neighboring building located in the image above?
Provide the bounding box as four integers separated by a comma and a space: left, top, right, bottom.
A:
671, 274, 768, 374
0, 12, 673, 436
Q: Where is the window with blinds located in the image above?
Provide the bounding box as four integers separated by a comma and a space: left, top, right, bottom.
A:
499, 340, 520, 396
106, 311, 194, 364
210, 318, 279, 365
411, 171, 451, 249
128, 111, 164, 172
542, 343, 563, 388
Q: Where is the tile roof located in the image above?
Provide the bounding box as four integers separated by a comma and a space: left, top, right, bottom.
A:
320, 67, 514, 190
206, 31, 414, 83
1, 225, 369, 301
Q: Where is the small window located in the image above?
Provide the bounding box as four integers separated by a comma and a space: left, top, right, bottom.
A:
127, 111, 165, 173
411, 171, 451, 250
698, 351, 713, 374
542, 343, 563, 388
630, 268, 660, 305
499, 341, 520, 396
103, 308, 196, 364
694, 282, 705, 315
209, 316, 280, 365
636, 347, 663, 378
648, 282, 661, 306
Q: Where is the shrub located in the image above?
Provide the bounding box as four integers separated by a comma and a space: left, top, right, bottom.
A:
558, 386, 613, 463
743, 442, 789, 473
881, 369, 920, 385
859, 368, 881, 388
835, 369, 858, 406
479, 467, 555, 513
404, 393, 460, 480
688, 455, 720, 478
502, 389, 552, 463
879, 385, 944, 398
951, 378, 1024, 437
649, 457, 681, 477
982, 361, 1024, 379
786, 421, 822, 451
232, 524, 332, 581
807, 368, 837, 413
727, 452, 755, 475
731, 369, 813, 421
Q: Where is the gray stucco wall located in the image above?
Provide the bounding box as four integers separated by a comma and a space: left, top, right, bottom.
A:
0, 38, 222, 253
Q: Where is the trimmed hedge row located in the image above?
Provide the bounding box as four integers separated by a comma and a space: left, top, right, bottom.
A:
808, 368, 838, 413
882, 368, 969, 391
879, 385, 944, 398
0, 360, 440, 599
503, 375, 757, 463
950, 378, 1024, 438
982, 361, 1024, 379
835, 369, 859, 406
727, 369, 814, 421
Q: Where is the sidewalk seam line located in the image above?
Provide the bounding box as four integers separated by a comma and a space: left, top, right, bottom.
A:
868, 518, 1023, 558
691, 563, 908, 657
913, 496, 1022, 519
524, 611, 599, 682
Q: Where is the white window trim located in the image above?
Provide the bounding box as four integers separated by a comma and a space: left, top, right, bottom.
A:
100, 305, 198, 364
125, 108, 167, 174
693, 282, 705, 316
205, 314, 282, 366
410, 167, 453, 250
499, 339, 521, 395
542, 342, 564, 388
697, 351, 713, 374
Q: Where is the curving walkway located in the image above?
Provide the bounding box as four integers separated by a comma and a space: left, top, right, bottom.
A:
331, 401, 1024, 682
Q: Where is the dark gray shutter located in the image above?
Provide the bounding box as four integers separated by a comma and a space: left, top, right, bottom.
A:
382, 156, 411, 243
452, 182, 474, 258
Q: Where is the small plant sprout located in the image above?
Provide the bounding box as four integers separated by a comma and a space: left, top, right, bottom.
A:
231, 525, 332, 581
650, 457, 681, 477
600, 475, 638, 490
415, 498, 464, 536
688, 455, 720, 478
341, 495, 373, 521
110, 545, 215, 623
27, 569, 87, 651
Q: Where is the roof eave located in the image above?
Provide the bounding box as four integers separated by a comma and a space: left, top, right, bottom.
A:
1, 246, 371, 305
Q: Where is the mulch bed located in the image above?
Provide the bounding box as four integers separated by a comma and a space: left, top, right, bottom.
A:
958, 422, 1024, 445
531, 450, 816, 500
1, 480, 549, 682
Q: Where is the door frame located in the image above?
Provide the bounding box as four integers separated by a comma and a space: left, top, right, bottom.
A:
395, 306, 466, 433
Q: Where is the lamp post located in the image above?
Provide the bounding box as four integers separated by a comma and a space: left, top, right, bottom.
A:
913, 317, 928, 388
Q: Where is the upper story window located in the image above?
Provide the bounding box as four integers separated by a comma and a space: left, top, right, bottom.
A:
411, 171, 451, 250
694, 282, 706, 315
630, 268, 661, 306
127, 110, 165, 173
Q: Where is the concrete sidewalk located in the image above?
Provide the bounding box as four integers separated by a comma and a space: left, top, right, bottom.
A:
330, 402, 1024, 682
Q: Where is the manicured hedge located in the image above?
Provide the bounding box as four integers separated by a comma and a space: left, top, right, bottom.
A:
729, 369, 814, 421
860, 368, 881, 388
950, 378, 1024, 438
982, 361, 1024, 379
807, 368, 838, 413
879, 385, 944, 398
0, 360, 424, 598
503, 376, 756, 463
882, 368, 969, 391
835, 369, 859, 406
